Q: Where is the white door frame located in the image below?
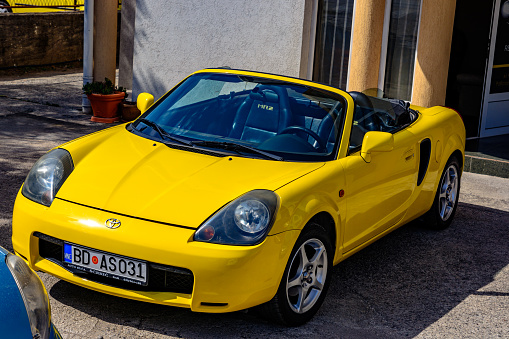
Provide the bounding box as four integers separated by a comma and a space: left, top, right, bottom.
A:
377, 0, 423, 102
480, 0, 509, 137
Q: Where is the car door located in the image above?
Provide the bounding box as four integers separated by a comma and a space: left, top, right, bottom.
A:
339, 124, 419, 254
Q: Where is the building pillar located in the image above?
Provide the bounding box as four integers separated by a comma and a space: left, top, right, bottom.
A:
118, 0, 136, 89
299, 0, 319, 80
82, 0, 94, 113
347, 0, 386, 93
93, 0, 118, 84
411, 0, 456, 107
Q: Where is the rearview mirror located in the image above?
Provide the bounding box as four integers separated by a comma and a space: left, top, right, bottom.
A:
360, 131, 394, 163
137, 92, 154, 114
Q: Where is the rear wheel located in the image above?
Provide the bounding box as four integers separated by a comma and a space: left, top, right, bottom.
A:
424, 156, 461, 229
257, 224, 333, 326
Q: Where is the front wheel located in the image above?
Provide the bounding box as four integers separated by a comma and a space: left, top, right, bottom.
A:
0, 1, 12, 13
257, 224, 333, 326
424, 156, 461, 229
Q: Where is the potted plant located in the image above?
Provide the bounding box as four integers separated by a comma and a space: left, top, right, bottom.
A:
83, 78, 126, 123
120, 100, 142, 122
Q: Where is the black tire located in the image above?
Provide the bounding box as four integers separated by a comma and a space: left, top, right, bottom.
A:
424, 156, 461, 229
0, 1, 12, 13
256, 223, 333, 326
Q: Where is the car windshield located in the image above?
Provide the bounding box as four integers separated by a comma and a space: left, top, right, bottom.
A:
130, 72, 346, 162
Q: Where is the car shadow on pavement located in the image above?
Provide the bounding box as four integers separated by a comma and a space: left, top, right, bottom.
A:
47, 201, 509, 338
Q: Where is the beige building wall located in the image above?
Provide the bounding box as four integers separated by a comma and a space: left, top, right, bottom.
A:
411, 0, 457, 107
132, 0, 312, 100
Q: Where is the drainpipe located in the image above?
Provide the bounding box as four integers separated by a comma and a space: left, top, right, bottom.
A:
82, 0, 94, 114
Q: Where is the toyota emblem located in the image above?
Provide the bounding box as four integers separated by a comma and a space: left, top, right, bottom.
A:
105, 218, 121, 229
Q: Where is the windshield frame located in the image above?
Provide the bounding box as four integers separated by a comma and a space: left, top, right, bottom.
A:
129, 70, 349, 162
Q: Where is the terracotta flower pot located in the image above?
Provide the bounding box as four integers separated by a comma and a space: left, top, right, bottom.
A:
121, 102, 141, 122
87, 91, 125, 123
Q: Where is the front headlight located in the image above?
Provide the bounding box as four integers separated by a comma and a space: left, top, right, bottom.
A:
6, 254, 51, 339
194, 190, 279, 245
22, 148, 74, 206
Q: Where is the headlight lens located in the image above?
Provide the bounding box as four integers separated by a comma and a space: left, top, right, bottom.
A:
22, 148, 74, 206
6, 254, 51, 339
194, 190, 279, 245
234, 200, 270, 233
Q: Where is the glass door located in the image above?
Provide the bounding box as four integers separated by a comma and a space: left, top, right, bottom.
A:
480, 0, 509, 137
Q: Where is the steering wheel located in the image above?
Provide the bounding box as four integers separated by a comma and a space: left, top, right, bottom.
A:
280, 126, 328, 152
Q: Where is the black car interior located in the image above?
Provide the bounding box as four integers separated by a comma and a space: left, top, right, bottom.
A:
153, 84, 342, 155
348, 91, 418, 151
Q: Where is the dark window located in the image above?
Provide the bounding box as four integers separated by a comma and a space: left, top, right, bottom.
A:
383, 0, 422, 100
313, 0, 355, 89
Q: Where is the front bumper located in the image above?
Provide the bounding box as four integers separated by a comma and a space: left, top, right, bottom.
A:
12, 192, 299, 313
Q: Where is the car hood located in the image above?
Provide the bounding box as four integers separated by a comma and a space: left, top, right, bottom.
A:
56, 125, 324, 228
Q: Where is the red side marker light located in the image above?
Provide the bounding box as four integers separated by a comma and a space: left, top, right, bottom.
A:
339, 189, 345, 198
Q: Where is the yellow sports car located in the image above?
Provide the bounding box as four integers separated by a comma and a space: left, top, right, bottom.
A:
12, 69, 465, 325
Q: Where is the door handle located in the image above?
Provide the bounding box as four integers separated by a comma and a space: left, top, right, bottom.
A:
404, 149, 414, 161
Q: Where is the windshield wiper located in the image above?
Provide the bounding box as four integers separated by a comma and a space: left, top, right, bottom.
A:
136, 119, 193, 146
192, 140, 283, 161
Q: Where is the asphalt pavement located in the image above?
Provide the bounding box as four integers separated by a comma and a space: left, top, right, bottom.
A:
0, 69, 508, 338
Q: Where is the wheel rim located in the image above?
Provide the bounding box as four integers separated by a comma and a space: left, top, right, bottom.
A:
438, 164, 459, 221
0, 1, 9, 13
286, 238, 328, 314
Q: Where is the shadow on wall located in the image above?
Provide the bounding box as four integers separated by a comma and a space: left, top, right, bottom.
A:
130, 0, 170, 101
132, 67, 169, 103
47, 202, 509, 337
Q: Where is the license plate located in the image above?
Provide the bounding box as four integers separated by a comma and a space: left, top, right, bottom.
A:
63, 243, 148, 286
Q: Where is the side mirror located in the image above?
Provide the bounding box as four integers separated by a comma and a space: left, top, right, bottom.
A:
137, 92, 154, 114
360, 131, 394, 163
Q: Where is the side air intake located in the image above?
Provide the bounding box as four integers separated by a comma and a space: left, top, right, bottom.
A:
417, 139, 431, 186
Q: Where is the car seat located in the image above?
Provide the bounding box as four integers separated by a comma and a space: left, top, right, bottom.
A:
229, 85, 292, 144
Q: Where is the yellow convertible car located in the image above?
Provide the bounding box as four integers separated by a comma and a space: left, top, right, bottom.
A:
12, 69, 465, 325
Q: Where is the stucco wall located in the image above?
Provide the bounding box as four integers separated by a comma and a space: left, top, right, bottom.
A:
0, 12, 84, 68
132, 0, 308, 100
0, 11, 121, 70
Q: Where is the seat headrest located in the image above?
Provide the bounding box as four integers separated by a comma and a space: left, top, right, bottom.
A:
349, 91, 373, 108
249, 88, 279, 103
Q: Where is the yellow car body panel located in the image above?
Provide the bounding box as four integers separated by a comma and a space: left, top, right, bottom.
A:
11, 68, 465, 314
12, 192, 301, 312
55, 124, 324, 229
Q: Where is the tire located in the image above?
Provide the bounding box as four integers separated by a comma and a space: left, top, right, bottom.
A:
257, 223, 333, 326
424, 156, 461, 229
0, 1, 12, 13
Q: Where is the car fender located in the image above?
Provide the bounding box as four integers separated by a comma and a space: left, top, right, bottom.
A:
272, 162, 346, 264
439, 132, 465, 172
432, 109, 466, 196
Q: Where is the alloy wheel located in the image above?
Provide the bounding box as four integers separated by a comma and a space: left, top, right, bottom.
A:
438, 164, 458, 221
286, 238, 328, 314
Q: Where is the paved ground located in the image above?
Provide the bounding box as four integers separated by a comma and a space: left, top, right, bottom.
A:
0, 70, 508, 338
